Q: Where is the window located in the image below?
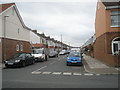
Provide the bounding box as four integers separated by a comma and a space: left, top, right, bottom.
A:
16, 44, 19, 51
112, 37, 120, 55
18, 28, 20, 34
20, 45, 23, 51
111, 11, 120, 27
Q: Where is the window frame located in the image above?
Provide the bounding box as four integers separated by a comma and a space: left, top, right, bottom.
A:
20, 45, 23, 51
112, 37, 120, 55
16, 44, 19, 51
110, 11, 120, 27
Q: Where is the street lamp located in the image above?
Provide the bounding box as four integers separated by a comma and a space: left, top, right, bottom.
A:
3, 15, 9, 61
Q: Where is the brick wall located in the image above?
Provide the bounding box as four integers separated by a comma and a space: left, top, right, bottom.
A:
2, 38, 32, 62
93, 32, 120, 67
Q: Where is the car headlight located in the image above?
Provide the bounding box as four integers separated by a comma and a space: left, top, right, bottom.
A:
67, 57, 70, 60
15, 60, 20, 63
5, 61, 8, 63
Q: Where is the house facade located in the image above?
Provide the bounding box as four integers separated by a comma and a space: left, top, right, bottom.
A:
0, 3, 32, 62
94, 0, 120, 66
30, 30, 47, 49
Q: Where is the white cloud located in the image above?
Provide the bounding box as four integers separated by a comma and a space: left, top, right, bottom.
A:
16, 2, 97, 47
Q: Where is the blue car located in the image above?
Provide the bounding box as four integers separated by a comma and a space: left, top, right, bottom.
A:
66, 51, 83, 66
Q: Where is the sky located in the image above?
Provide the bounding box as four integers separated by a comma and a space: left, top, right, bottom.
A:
2, 0, 98, 47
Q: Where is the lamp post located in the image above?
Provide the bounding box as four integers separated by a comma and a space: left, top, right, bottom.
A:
4, 15, 9, 61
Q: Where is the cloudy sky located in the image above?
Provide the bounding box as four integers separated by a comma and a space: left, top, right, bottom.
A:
3, 0, 98, 47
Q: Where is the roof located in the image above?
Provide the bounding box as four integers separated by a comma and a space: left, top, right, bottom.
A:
0, 3, 15, 13
101, 0, 120, 6
0, 3, 31, 30
32, 44, 45, 48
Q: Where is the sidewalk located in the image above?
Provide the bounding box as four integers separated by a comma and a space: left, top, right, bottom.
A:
83, 54, 119, 74
0, 63, 5, 68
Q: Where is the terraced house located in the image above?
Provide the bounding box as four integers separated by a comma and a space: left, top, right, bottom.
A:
30, 30, 47, 49
94, 0, 120, 66
0, 3, 32, 62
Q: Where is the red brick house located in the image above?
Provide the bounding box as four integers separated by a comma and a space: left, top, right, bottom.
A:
94, 0, 120, 66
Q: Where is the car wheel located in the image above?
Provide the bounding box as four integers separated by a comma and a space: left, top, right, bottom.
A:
45, 55, 47, 61
22, 62, 26, 67
32, 60, 35, 64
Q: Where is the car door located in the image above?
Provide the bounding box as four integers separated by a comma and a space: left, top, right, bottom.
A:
25, 54, 31, 65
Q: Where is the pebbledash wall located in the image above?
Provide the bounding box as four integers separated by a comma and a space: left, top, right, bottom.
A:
0, 3, 32, 62
94, 0, 120, 66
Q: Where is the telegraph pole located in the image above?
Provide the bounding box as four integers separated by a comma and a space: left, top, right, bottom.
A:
61, 34, 62, 50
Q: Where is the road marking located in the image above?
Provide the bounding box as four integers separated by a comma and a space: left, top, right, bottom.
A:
63, 72, 72, 75
52, 72, 62, 75
31, 71, 41, 74
73, 73, 82, 76
42, 72, 51, 74
84, 73, 93, 76
96, 74, 100, 76
37, 66, 47, 71
50, 61, 56, 64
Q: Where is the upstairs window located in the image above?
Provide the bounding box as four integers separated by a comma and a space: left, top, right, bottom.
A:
111, 11, 120, 27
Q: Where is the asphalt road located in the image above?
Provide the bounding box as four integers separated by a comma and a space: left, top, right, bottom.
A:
2, 55, 119, 88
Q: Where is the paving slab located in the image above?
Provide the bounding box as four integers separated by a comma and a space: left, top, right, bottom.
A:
83, 55, 119, 74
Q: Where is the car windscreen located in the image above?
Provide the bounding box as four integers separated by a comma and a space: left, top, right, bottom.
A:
50, 51, 55, 54
68, 52, 80, 57
13, 53, 25, 58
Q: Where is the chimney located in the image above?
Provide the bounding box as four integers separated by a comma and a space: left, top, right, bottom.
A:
32, 30, 37, 33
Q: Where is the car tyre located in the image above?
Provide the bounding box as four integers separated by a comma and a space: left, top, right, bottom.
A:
45, 55, 47, 61
32, 60, 35, 64
22, 62, 26, 67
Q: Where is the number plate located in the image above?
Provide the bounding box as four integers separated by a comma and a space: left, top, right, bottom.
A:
72, 62, 77, 63
8, 63, 13, 65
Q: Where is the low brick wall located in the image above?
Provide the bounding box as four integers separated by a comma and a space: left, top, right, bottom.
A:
93, 32, 120, 67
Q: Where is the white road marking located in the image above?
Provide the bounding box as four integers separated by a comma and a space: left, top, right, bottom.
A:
96, 74, 100, 76
84, 73, 93, 76
37, 66, 47, 71
31, 71, 41, 74
73, 73, 82, 76
50, 61, 56, 64
63, 72, 72, 75
42, 72, 51, 74
52, 72, 62, 75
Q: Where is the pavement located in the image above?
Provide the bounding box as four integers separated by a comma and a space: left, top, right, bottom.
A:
83, 54, 119, 74
0, 63, 5, 68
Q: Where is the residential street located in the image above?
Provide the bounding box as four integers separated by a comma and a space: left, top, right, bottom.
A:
2, 55, 118, 88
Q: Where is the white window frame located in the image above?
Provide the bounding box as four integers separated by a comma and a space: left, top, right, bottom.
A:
16, 44, 19, 51
112, 37, 120, 55
20, 45, 23, 51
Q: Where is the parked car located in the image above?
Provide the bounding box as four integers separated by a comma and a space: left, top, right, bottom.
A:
4, 53, 35, 68
31, 48, 49, 62
49, 51, 58, 58
66, 51, 83, 66
59, 50, 66, 55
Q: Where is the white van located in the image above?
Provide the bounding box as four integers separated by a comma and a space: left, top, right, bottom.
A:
31, 48, 49, 62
